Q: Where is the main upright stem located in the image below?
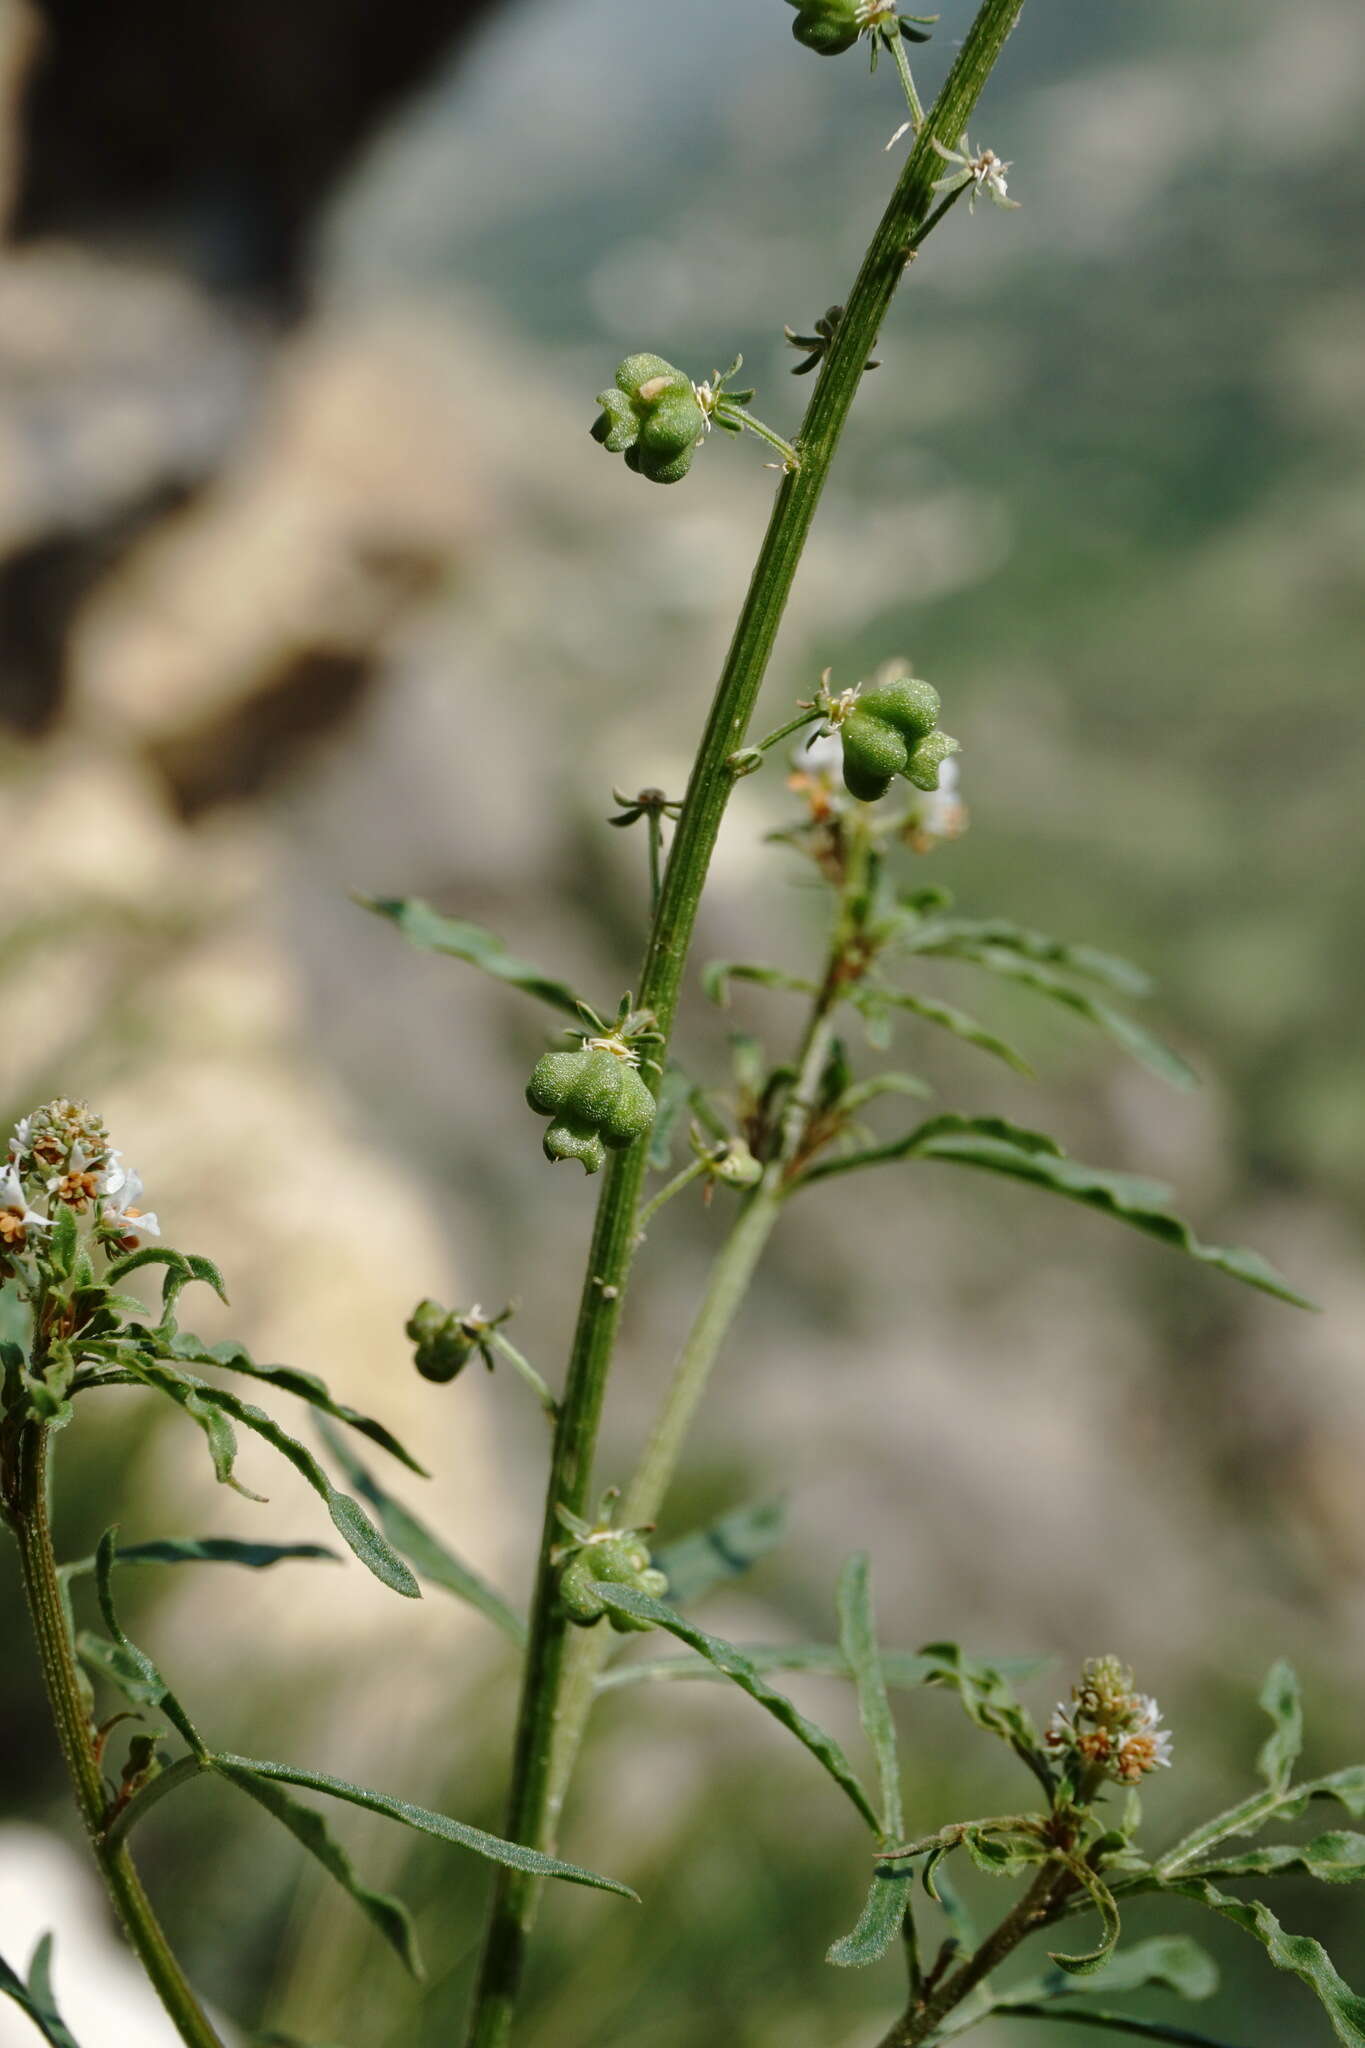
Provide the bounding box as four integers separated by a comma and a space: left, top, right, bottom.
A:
11, 1425, 226, 2048
464, 8, 1025, 2040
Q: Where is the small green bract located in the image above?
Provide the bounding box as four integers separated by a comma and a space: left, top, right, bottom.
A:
591, 353, 705, 485
526, 1042, 657, 1173
839, 676, 959, 802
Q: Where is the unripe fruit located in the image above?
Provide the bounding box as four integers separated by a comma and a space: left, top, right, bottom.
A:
526, 1044, 657, 1173
591, 354, 704, 486
784, 0, 862, 55
840, 676, 959, 802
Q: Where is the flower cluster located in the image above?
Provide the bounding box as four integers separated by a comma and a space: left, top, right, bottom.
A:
931, 133, 1018, 212
2, 1099, 159, 1272
1045, 1656, 1174, 1786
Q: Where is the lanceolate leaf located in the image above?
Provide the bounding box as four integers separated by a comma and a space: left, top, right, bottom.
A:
1255, 1660, 1303, 1794
0, 1936, 83, 2048
596, 1643, 1047, 1695
216, 1763, 423, 1976
1193, 1831, 1365, 1886
214, 1754, 637, 1900
857, 986, 1033, 1076
65, 1537, 338, 1575
903, 1133, 1313, 1308
91, 1529, 205, 1756
800, 1113, 1062, 1185
164, 1333, 426, 1476
126, 1360, 420, 1598
357, 896, 586, 1020
316, 1418, 524, 1644
827, 1868, 913, 1968
836, 1553, 903, 1837
592, 1585, 879, 1831
1167, 1881, 1365, 2047
993, 2008, 1244, 2045
931, 947, 1197, 1091
702, 960, 818, 1008
904, 917, 1153, 999
652, 1499, 787, 1608
1158, 1765, 1365, 1876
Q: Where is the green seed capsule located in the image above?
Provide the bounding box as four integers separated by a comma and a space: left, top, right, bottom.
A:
784, 0, 862, 54
840, 676, 959, 802
557, 1535, 669, 1633
591, 354, 705, 487
406, 1298, 479, 1383
526, 1043, 657, 1173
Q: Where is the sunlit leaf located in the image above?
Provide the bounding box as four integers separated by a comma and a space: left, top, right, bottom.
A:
316, 1418, 523, 1643
827, 1868, 912, 1968
1195, 1831, 1365, 1886
592, 1585, 879, 1830
216, 1762, 423, 1976
1167, 1881, 1365, 2046
1157, 1765, 1365, 1877
214, 1754, 637, 1899
652, 1499, 787, 1608
357, 896, 587, 1019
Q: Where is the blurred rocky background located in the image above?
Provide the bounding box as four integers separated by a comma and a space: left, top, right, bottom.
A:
1, 0, 1363, 2043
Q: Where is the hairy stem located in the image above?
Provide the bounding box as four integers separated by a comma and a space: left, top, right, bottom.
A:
464, 7, 1025, 2041
11, 1425, 226, 2048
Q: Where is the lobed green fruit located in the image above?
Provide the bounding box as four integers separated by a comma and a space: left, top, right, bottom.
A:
526, 1044, 657, 1173
591, 353, 704, 485
784, 0, 861, 54
558, 1536, 669, 1633
840, 676, 959, 802
406, 1298, 478, 1383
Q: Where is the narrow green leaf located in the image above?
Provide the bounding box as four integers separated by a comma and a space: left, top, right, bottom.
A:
994, 2007, 1245, 2045
942, 949, 1198, 1091
315, 1417, 522, 1643
652, 1499, 787, 1608
1003, 1935, 1219, 2007
910, 1134, 1315, 1308
836, 1072, 934, 1113
800, 1113, 1063, 1187
702, 960, 818, 1008
827, 1868, 912, 1968
1049, 1858, 1122, 1976
906, 917, 1153, 998
216, 1762, 423, 1977
1168, 1881, 1365, 2046
165, 1332, 427, 1477
919, 1642, 1041, 1751
91, 1529, 206, 1756
0, 1937, 83, 2048
861, 987, 1033, 1076
1196, 1831, 1365, 1886
214, 1754, 637, 1900
1255, 1660, 1303, 1794
130, 1364, 419, 1598
597, 1642, 1046, 1695
592, 1585, 880, 1831
66, 1537, 337, 1575
1157, 1765, 1365, 1876
121, 1354, 262, 1499
357, 895, 586, 1019
837, 1553, 903, 1837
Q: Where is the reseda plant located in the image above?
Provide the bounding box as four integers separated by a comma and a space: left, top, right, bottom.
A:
4, 5, 1361, 2048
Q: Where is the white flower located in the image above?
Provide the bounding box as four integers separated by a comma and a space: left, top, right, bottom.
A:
96, 1154, 160, 1244
0, 1157, 50, 1251
931, 133, 1019, 213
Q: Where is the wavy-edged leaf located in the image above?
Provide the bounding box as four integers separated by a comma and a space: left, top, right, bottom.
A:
164, 1332, 426, 1477
592, 1585, 879, 1830
858, 987, 1032, 1076
905, 917, 1153, 998
938, 948, 1196, 1091
827, 1868, 913, 1968
1196, 1831, 1365, 1886
1049, 1857, 1122, 1976
90, 1529, 205, 1756
214, 1753, 637, 1900
216, 1761, 422, 1976
1002, 1934, 1219, 2008
0, 1936, 83, 2048
836, 1072, 934, 1113
316, 1417, 522, 1643
908, 1133, 1315, 1309
120, 1353, 262, 1500
1255, 1660, 1303, 1794
1168, 1880, 1365, 2046
357, 896, 585, 1020
702, 960, 818, 1008
919, 1642, 1041, 1751
1158, 1766, 1365, 1877
837, 1553, 902, 1837
652, 1499, 786, 1608
800, 1113, 1062, 1187
66, 1537, 338, 1575
126, 1360, 419, 1598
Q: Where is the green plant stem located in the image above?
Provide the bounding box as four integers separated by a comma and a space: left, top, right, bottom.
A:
647, 811, 663, 914
883, 1862, 1071, 2048
463, 8, 1025, 2041
889, 33, 926, 133
11, 1424, 226, 2048
714, 401, 800, 470
634, 1154, 711, 1235
486, 1331, 560, 1422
